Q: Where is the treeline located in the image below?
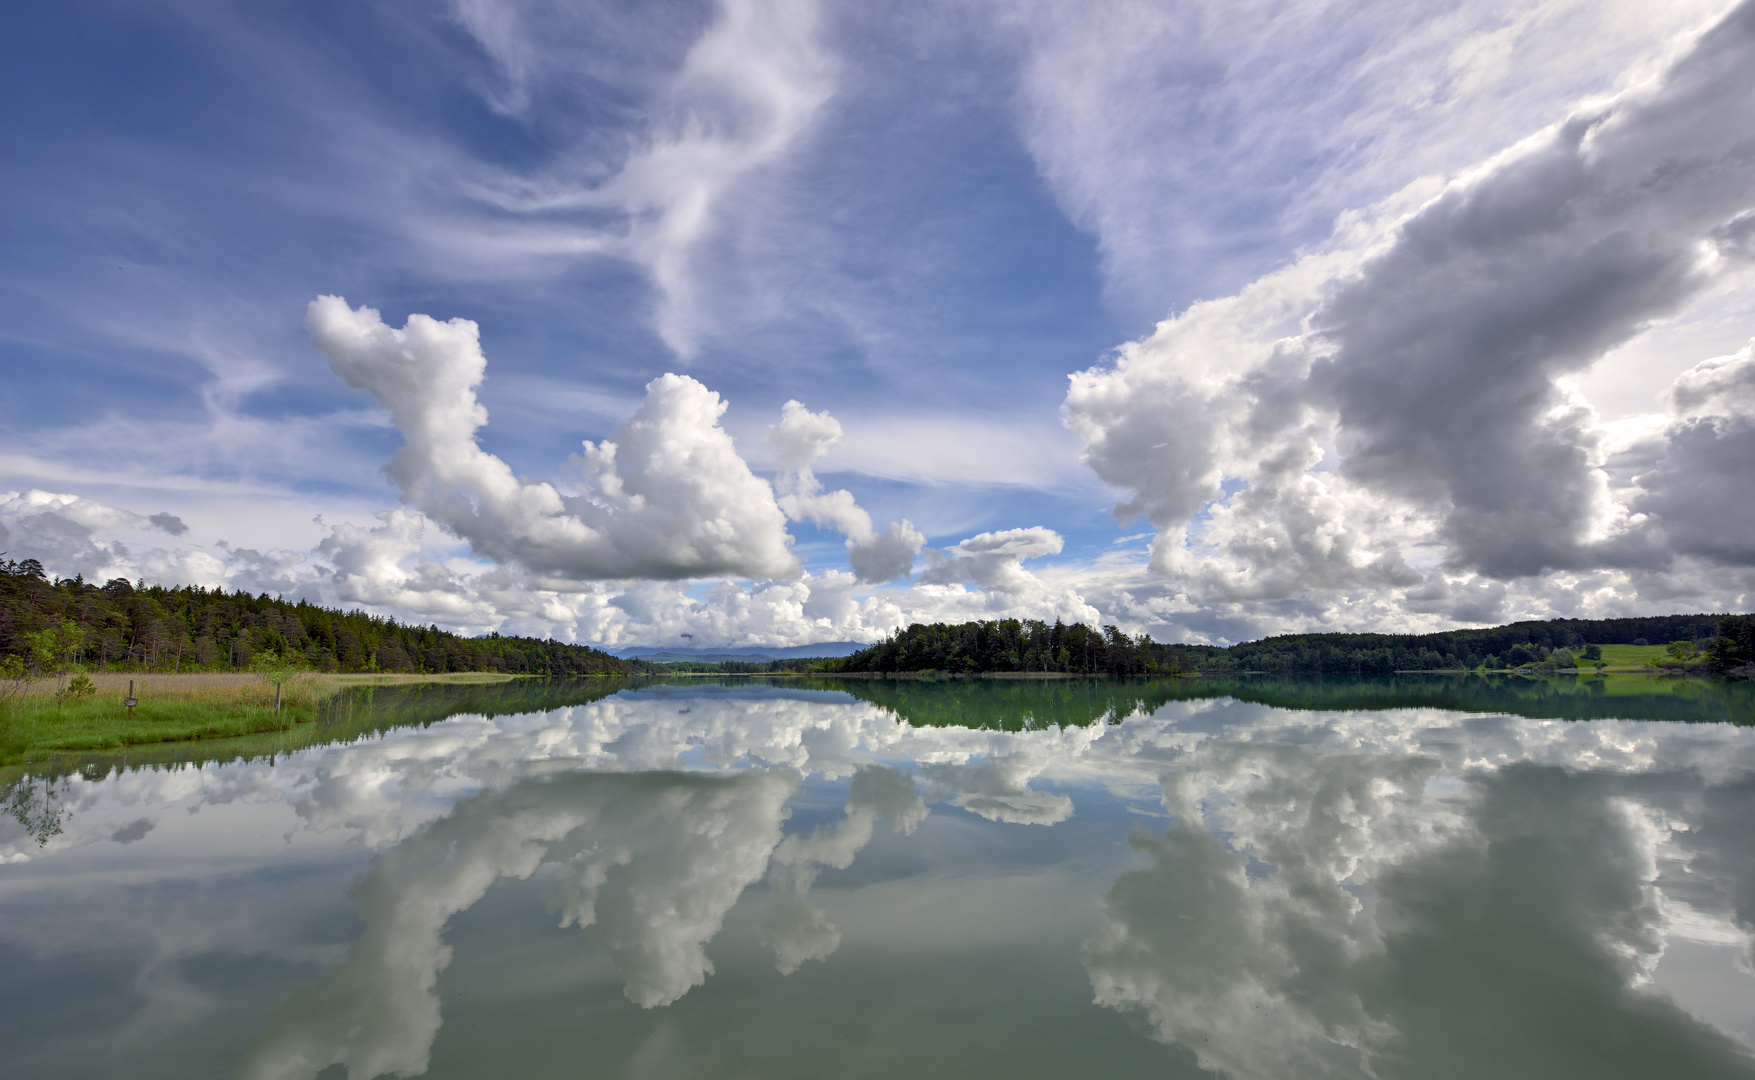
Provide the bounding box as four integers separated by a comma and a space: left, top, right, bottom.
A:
820, 619, 1188, 676
811, 613, 1754, 679
1203, 613, 1752, 674
0, 558, 633, 676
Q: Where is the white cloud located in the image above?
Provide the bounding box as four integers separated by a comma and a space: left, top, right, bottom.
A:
768, 400, 925, 584
1623, 339, 1755, 566
1665, 338, 1755, 420
915, 527, 1101, 628
449, 0, 836, 356
317, 508, 489, 620
1003, 0, 1727, 315
0, 490, 136, 581
306, 295, 800, 582
818, 413, 1095, 492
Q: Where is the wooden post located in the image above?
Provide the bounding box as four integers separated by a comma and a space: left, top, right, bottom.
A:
275, 681, 282, 713
123, 679, 137, 716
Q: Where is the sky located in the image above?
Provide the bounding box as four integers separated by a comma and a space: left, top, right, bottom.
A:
1, 0, 1752, 648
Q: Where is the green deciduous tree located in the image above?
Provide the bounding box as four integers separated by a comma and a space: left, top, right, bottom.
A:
26, 619, 87, 696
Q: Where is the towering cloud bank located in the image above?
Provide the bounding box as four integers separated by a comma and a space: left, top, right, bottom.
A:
1065, 1, 1755, 625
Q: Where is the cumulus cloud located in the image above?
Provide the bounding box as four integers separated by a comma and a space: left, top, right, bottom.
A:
316, 508, 488, 620
1622, 340, 1755, 566
768, 400, 926, 584
0, 490, 138, 581
921, 526, 1063, 590
135, 547, 232, 590
1063, 2, 1755, 628
1665, 338, 1755, 419
306, 295, 800, 582
0, 477, 1116, 648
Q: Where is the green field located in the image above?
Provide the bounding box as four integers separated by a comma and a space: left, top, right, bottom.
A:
1594, 643, 1678, 669
1481, 643, 1676, 671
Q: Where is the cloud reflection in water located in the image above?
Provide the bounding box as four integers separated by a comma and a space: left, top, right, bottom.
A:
8, 683, 1755, 1079
1086, 741, 1755, 1079
242, 769, 800, 1080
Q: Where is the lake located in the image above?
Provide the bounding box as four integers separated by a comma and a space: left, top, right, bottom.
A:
3, 673, 1754, 1079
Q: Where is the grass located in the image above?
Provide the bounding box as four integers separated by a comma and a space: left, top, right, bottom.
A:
1479, 644, 1689, 673
1593, 643, 1676, 669
0, 671, 523, 766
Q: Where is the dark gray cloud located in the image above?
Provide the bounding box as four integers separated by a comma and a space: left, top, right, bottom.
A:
1064, 2, 1755, 633
0, 509, 126, 580
1308, 0, 1755, 578
1631, 417, 1755, 565
148, 513, 188, 537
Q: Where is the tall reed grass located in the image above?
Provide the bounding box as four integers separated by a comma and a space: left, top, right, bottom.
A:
18, 671, 314, 700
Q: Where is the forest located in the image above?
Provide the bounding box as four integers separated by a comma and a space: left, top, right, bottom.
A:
819, 619, 1187, 676
818, 613, 1755, 677
1200, 613, 1753, 674
0, 558, 633, 677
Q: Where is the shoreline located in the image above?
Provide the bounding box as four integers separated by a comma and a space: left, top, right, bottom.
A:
4, 666, 1740, 777
0, 672, 537, 771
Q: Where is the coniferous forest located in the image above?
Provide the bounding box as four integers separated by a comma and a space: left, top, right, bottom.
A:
825, 620, 1181, 675
0, 558, 632, 676
823, 613, 1755, 676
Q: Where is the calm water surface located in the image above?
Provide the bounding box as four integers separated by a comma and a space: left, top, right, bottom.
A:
3, 675, 1754, 1079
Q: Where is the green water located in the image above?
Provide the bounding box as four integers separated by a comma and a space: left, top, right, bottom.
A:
2, 675, 1752, 1078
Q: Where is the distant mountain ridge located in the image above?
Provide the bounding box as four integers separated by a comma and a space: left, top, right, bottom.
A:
612, 641, 871, 662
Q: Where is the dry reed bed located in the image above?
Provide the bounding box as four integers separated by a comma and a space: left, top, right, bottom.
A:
20, 672, 311, 702
16, 670, 519, 700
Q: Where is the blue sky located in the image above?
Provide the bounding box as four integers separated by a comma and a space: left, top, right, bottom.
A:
3, 0, 1753, 646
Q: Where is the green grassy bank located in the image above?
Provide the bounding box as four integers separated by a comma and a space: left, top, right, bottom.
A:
0, 672, 525, 768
